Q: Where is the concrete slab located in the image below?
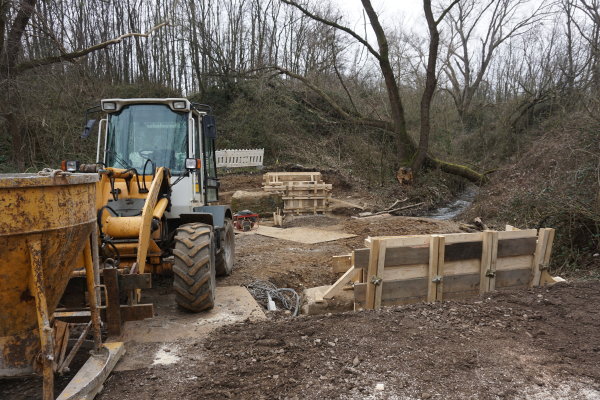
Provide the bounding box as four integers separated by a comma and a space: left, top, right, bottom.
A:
114, 286, 265, 371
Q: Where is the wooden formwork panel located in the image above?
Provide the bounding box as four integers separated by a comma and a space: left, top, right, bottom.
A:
345, 228, 556, 310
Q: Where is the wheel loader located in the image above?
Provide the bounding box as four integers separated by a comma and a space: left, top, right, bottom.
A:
64, 98, 235, 313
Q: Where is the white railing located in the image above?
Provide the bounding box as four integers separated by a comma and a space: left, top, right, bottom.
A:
215, 148, 264, 168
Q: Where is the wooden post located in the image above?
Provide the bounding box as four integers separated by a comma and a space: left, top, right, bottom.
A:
479, 230, 498, 293
479, 230, 492, 294
374, 241, 387, 309
103, 267, 122, 337
427, 236, 441, 302
436, 236, 446, 301
532, 228, 551, 287
538, 228, 555, 286
365, 238, 382, 310
488, 231, 498, 291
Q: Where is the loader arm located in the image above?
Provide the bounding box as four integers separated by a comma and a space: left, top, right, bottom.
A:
136, 166, 167, 274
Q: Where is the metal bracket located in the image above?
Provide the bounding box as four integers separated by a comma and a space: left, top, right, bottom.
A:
431, 275, 443, 283
485, 269, 496, 278
370, 276, 382, 286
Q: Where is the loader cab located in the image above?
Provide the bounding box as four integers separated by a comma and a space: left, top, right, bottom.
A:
97, 98, 219, 217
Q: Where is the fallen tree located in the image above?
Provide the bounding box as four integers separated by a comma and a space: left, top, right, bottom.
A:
278, 0, 488, 184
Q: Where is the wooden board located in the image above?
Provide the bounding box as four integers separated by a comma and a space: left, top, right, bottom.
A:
444, 241, 483, 261
332, 254, 352, 273
355, 279, 428, 307
323, 266, 357, 299
497, 237, 537, 257
255, 226, 356, 244
496, 268, 532, 289
443, 273, 480, 297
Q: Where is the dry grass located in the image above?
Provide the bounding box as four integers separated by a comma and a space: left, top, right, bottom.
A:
464, 112, 600, 273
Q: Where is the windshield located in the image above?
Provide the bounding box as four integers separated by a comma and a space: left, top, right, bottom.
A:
105, 104, 188, 175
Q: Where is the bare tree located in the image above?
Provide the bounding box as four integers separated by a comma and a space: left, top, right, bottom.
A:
0, 0, 167, 168
442, 0, 552, 124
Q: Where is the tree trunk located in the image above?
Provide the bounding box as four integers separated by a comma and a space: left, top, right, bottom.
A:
412, 0, 440, 172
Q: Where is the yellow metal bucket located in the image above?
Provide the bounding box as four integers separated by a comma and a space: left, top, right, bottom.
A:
0, 173, 97, 377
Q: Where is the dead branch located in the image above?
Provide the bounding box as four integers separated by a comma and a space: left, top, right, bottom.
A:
13, 22, 169, 74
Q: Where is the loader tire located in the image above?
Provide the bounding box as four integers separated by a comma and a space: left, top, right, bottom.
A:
215, 218, 235, 276
173, 223, 216, 312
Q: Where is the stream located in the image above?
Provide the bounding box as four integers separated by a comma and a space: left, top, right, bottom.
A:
423, 185, 479, 220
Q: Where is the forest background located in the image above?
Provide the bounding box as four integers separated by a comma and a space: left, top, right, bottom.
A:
0, 0, 598, 273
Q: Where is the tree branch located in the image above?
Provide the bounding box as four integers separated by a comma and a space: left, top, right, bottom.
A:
280, 0, 381, 61
13, 21, 169, 74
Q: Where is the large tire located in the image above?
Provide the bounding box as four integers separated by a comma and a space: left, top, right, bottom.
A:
173, 223, 216, 312
215, 218, 235, 276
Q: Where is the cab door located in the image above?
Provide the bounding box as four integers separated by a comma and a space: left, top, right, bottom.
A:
201, 115, 219, 203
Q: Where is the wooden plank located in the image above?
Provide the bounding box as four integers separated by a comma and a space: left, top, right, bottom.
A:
354, 279, 429, 307
323, 266, 357, 299
489, 231, 499, 291
365, 238, 381, 310
443, 274, 480, 296
119, 273, 152, 291
374, 241, 387, 308
427, 235, 441, 302
442, 232, 484, 244
497, 237, 537, 257
332, 254, 352, 274
436, 236, 446, 301
444, 259, 481, 275
497, 229, 537, 240
531, 228, 550, 287
496, 255, 534, 271
496, 268, 532, 289
444, 241, 482, 262
480, 230, 493, 294
379, 235, 431, 248
383, 264, 428, 280
384, 246, 429, 266
103, 267, 122, 337
354, 248, 370, 269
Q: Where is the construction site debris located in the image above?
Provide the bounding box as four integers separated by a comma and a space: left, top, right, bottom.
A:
263, 172, 332, 214
245, 281, 300, 316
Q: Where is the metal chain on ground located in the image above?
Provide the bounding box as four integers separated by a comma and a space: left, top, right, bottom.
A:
245, 280, 300, 316
37, 168, 71, 177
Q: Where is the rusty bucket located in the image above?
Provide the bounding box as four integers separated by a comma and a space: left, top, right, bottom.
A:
0, 173, 98, 380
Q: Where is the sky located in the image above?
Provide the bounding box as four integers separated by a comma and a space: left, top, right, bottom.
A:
332, 0, 425, 32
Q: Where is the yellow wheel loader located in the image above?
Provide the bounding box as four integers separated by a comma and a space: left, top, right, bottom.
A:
66, 98, 235, 314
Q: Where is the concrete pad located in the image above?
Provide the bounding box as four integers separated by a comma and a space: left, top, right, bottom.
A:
114, 286, 265, 371
255, 225, 356, 244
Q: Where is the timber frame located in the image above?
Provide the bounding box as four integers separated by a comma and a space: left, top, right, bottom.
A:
325, 226, 561, 310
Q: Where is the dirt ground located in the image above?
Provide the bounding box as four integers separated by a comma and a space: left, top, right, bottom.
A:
2, 173, 599, 400
220, 214, 459, 292
97, 281, 600, 399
